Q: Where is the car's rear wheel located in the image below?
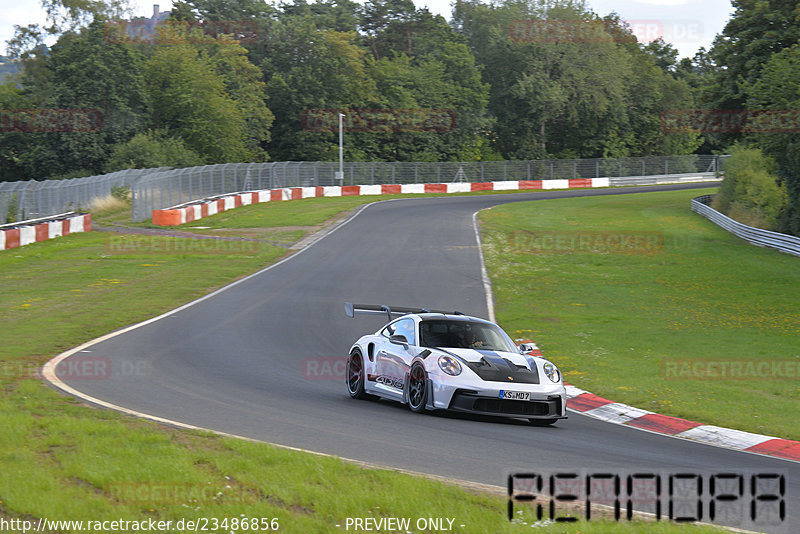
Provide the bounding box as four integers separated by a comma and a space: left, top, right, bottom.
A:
347, 349, 368, 399
528, 418, 557, 426
407, 363, 427, 413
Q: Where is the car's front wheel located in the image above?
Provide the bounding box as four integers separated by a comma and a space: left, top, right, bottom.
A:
346, 349, 369, 399
407, 363, 428, 413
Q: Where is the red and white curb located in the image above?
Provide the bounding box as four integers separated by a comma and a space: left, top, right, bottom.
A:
152, 174, 722, 226
0, 212, 92, 251
565, 384, 800, 462
152, 178, 616, 225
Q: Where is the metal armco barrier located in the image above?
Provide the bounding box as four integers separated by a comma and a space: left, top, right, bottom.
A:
691, 195, 800, 257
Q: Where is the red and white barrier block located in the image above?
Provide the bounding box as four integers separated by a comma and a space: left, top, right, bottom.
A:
0, 212, 92, 251
151, 178, 612, 226
564, 384, 800, 461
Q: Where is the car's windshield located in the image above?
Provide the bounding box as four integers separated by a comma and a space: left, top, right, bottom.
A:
419, 319, 517, 352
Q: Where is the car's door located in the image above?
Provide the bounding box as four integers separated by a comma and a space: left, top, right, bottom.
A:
374, 318, 417, 398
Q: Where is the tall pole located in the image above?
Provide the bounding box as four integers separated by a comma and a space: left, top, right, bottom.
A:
338, 113, 345, 184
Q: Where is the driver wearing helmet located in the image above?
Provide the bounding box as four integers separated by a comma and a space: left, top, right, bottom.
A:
463, 325, 484, 349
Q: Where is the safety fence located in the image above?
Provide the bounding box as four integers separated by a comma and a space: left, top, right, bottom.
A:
0, 168, 166, 224
0, 155, 722, 223
691, 195, 800, 256
131, 156, 721, 221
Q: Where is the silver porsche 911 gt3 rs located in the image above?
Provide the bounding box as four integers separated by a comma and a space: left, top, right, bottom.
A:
344, 303, 567, 426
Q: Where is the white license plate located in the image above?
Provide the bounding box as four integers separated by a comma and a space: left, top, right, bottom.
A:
499, 390, 530, 401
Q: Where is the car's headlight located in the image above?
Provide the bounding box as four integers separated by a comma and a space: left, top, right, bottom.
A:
542, 361, 561, 383
438, 355, 462, 376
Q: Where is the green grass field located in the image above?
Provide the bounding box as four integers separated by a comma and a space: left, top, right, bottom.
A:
0, 194, 718, 533
480, 187, 800, 440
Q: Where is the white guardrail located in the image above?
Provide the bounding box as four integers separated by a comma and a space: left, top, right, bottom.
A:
691, 195, 800, 257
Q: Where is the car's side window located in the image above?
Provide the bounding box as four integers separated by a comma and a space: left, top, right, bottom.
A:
380, 323, 395, 338
393, 319, 416, 346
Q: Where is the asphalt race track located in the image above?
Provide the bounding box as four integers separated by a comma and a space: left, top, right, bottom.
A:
53, 184, 797, 531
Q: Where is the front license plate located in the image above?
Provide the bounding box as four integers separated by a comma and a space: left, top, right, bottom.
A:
499, 390, 530, 401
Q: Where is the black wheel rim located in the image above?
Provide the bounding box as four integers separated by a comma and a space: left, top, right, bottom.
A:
409, 365, 425, 408
347, 354, 362, 393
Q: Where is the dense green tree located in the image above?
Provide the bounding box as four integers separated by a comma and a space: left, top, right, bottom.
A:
713, 146, 786, 230
106, 129, 204, 171
2, 0, 725, 178
16, 19, 151, 177
0, 83, 39, 181
264, 19, 379, 160
360, 0, 464, 61
706, 0, 800, 111
145, 40, 251, 164
357, 41, 492, 161
452, 0, 699, 159
282, 0, 360, 31
351, 4, 492, 162
642, 38, 678, 72
179, 0, 280, 67
206, 37, 275, 161
674, 48, 715, 91
745, 44, 800, 234
359, 0, 417, 59
8, 0, 129, 60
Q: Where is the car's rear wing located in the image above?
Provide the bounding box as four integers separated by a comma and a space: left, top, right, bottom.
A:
344, 302, 464, 321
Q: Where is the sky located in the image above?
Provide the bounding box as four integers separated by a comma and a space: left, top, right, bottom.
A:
1, 0, 734, 58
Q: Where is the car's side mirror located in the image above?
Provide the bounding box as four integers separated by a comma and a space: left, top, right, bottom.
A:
389, 334, 409, 348
518, 343, 535, 354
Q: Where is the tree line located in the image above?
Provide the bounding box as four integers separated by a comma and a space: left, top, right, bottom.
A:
0, 0, 699, 177
662, 0, 800, 235
0, 0, 798, 233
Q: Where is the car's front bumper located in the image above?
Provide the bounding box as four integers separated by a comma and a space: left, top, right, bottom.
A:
447, 389, 565, 419
429, 375, 567, 419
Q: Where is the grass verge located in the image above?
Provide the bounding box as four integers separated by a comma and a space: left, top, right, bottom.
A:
0, 191, 724, 533
480, 187, 800, 440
